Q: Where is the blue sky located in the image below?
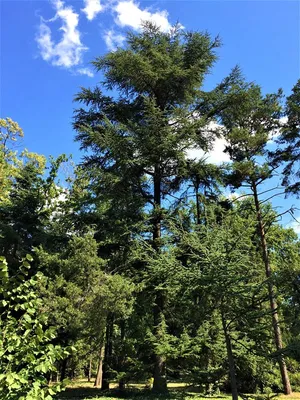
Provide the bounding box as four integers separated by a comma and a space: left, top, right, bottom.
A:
1, 0, 300, 230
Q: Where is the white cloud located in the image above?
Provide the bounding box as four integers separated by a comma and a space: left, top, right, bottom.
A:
185, 122, 230, 165
268, 116, 288, 143
82, 0, 103, 21
185, 116, 288, 162
223, 189, 246, 202
286, 216, 300, 235
76, 67, 94, 77
103, 29, 126, 51
113, 0, 171, 32
186, 137, 230, 164
36, 0, 87, 69
290, 221, 300, 234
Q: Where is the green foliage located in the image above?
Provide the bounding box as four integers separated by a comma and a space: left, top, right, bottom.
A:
1, 26, 300, 399
0, 255, 69, 399
0, 146, 68, 272
272, 79, 300, 195
0, 118, 24, 206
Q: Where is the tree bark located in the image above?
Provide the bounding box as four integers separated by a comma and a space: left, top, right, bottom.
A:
118, 320, 126, 390
88, 355, 92, 383
47, 372, 52, 386
205, 348, 213, 395
153, 164, 162, 251
195, 182, 201, 225
252, 183, 292, 395
152, 164, 168, 393
221, 313, 238, 400
94, 346, 105, 387
119, 380, 126, 390
60, 358, 68, 382
152, 291, 167, 392
101, 314, 114, 390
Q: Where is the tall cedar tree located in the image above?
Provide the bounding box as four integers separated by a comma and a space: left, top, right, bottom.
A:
73, 22, 226, 392
220, 80, 292, 394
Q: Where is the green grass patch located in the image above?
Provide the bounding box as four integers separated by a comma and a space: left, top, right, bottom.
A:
57, 387, 230, 400
56, 380, 300, 400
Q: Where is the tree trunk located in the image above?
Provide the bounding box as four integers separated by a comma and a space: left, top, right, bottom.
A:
88, 355, 92, 383
153, 164, 162, 251
101, 314, 114, 390
152, 165, 168, 393
252, 183, 292, 395
221, 312, 238, 400
152, 291, 167, 392
119, 380, 126, 390
60, 358, 68, 382
153, 351, 167, 392
118, 320, 126, 390
47, 373, 52, 386
195, 182, 201, 225
205, 348, 213, 395
94, 346, 105, 387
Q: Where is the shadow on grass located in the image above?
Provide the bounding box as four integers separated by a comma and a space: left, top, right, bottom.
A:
57, 387, 196, 400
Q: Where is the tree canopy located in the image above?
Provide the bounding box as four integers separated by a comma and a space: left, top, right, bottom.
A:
1, 23, 299, 400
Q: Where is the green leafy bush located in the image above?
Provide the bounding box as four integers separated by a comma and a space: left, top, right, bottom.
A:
0, 255, 69, 400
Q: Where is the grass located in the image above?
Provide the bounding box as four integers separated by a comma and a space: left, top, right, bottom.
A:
56, 380, 300, 400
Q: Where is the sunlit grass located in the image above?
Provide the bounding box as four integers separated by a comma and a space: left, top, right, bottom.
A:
56, 380, 300, 400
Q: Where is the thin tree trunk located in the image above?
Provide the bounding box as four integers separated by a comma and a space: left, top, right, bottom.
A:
221, 313, 238, 400
195, 182, 201, 226
152, 291, 167, 392
101, 314, 114, 390
48, 373, 52, 386
153, 164, 162, 250
94, 346, 105, 388
88, 355, 92, 383
205, 349, 213, 395
152, 164, 168, 393
118, 320, 126, 390
252, 183, 292, 395
60, 358, 68, 382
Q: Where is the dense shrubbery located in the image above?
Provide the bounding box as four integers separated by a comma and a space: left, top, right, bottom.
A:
0, 256, 69, 399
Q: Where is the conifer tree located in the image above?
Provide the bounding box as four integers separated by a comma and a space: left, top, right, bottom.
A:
220, 80, 292, 394
73, 22, 224, 392
273, 79, 300, 195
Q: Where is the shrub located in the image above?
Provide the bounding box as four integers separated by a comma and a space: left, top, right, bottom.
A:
0, 255, 70, 400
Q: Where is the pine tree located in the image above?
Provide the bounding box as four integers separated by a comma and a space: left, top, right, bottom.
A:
73, 22, 225, 392
220, 79, 292, 394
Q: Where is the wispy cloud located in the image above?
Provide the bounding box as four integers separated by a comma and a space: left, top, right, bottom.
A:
286, 214, 300, 235
268, 116, 288, 144
186, 137, 230, 164
36, 0, 177, 67
186, 122, 230, 165
103, 29, 126, 51
82, 0, 103, 21
113, 0, 171, 32
289, 221, 300, 234
36, 0, 87, 69
76, 67, 94, 77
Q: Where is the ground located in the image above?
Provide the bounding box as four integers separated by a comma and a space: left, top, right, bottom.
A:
56, 380, 300, 400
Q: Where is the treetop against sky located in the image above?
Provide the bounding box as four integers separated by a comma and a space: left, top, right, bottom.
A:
1, 0, 299, 230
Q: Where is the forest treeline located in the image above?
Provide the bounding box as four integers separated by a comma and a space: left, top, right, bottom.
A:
0, 23, 300, 400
